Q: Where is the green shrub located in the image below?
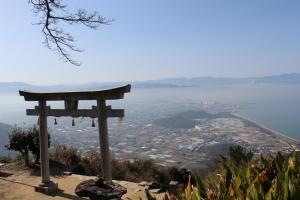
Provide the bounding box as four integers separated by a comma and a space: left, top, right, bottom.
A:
51, 145, 81, 168
168, 167, 190, 184
0, 155, 12, 163
79, 150, 102, 176
145, 146, 300, 200
111, 159, 130, 180
49, 145, 178, 186
5, 125, 50, 167
161, 146, 300, 200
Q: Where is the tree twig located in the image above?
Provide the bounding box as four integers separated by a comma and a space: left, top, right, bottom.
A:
29, 0, 111, 66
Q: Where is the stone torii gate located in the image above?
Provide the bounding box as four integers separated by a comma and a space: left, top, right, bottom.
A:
19, 84, 131, 193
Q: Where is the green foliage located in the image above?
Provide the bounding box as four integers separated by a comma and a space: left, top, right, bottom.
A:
49, 144, 194, 192
169, 167, 190, 184
51, 145, 81, 168
50, 145, 173, 184
184, 175, 201, 200
27, 126, 50, 164
0, 155, 12, 163
50, 146, 102, 175
194, 172, 206, 199
6, 126, 30, 155
49, 144, 300, 200
5, 125, 50, 167
127, 158, 155, 180
161, 146, 300, 200
212, 147, 300, 200
79, 150, 102, 176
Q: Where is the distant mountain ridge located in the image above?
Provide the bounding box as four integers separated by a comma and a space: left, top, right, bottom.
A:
0, 73, 300, 93
141, 73, 300, 87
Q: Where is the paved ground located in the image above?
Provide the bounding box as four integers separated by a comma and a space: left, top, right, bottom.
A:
0, 165, 165, 200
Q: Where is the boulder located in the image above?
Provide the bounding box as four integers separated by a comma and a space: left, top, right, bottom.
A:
75, 178, 127, 200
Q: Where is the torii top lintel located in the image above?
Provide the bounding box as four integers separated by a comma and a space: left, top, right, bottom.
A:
19, 84, 131, 101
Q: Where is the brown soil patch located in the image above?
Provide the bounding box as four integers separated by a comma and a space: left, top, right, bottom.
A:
0, 165, 165, 200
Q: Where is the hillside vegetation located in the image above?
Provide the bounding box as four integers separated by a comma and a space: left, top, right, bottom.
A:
149, 146, 300, 200
2, 125, 299, 199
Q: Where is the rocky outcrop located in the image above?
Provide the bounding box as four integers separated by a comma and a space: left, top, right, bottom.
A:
75, 178, 127, 200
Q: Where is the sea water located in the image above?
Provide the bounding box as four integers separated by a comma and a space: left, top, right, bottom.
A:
0, 84, 299, 140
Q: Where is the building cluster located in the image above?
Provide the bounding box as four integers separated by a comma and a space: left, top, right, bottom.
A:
51, 112, 298, 170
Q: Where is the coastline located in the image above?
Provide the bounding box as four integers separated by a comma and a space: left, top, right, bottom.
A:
231, 113, 300, 149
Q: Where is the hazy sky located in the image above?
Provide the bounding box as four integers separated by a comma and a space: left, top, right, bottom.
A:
0, 0, 300, 84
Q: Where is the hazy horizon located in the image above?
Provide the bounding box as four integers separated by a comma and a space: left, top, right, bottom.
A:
1, 72, 300, 86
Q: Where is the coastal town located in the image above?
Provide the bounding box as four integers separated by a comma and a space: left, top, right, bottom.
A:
50, 103, 300, 170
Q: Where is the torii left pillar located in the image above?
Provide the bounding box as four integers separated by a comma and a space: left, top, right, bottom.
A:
35, 100, 58, 194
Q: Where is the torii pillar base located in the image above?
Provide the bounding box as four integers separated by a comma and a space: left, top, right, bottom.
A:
35, 181, 58, 194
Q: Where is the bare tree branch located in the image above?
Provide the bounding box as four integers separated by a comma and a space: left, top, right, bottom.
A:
29, 0, 111, 66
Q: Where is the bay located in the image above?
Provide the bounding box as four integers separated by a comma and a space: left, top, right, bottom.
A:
0, 84, 299, 141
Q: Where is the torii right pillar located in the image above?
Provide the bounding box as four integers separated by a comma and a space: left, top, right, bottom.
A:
97, 99, 112, 182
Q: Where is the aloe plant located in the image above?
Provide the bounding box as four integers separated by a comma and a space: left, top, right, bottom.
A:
146, 147, 300, 200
